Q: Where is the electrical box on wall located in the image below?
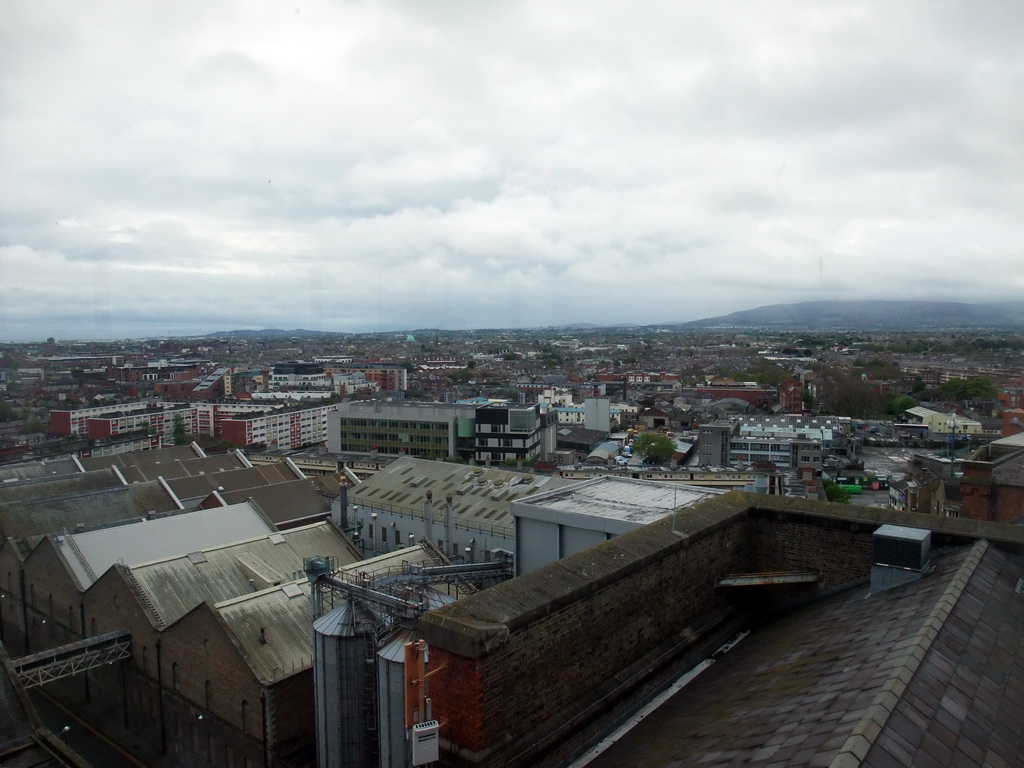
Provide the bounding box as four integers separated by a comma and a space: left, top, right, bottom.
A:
411, 720, 440, 765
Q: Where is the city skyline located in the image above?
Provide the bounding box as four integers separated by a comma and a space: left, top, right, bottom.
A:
3, 1, 1024, 341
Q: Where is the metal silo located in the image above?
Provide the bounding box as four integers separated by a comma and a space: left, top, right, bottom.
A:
377, 628, 416, 768
314, 599, 380, 768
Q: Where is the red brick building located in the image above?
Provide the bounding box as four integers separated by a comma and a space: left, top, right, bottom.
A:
778, 378, 805, 413
960, 442, 1024, 523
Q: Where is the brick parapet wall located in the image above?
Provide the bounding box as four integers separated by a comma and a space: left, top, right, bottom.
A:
423, 503, 750, 767
421, 492, 1024, 767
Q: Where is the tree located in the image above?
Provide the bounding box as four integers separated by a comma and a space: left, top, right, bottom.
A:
802, 389, 816, 409
822, 480, 851, 504
940, 377, 996, 400
632, 432, 676, 464
172, 414, 190, 446
21, 417, 45, 434
887, 395, 919, 416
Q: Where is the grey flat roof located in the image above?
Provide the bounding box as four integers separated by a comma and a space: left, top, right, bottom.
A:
519, 476, 723, 525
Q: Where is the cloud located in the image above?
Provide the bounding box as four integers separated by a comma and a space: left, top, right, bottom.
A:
1, 0, 1022, 340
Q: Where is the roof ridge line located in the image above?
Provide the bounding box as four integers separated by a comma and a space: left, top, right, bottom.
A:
828, 539, 990, 768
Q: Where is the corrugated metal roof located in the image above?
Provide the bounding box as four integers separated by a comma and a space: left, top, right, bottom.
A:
1, 480, 178, 541
219, 478, 332, 526
57, 501, 273, 590
214, 543, 437, 681
80, 449, 246, 483
127, 521, 361, 626
217, 582, 320, 682
350, 457, 577, 535
0, 458, 81, 482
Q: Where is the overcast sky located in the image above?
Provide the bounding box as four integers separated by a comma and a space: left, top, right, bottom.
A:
2, 1, 1023, 340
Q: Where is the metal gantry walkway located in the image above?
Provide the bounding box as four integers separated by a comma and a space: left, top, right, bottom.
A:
13, 629, 132, 688
309, 557, 515, 622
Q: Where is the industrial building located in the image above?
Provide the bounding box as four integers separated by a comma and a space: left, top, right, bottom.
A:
328, 400, 558, 464
346, 456, 578, 560
4, 445, 1023, 768
511, 475, 723, 574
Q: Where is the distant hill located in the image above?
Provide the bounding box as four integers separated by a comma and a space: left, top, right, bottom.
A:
673, 300, 1024, 331
205, 328, 345, 339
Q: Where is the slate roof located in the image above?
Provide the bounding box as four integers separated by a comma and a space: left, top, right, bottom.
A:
0, 458, 80, 482
588, 540, 1024, 768
0, 468, 121, 504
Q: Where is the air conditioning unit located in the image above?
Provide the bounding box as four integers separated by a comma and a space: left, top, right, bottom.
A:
873, 524, 930, 569
871, 525, 931, 594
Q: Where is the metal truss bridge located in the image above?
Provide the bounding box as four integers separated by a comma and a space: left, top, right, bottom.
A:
13, 629, 132, 688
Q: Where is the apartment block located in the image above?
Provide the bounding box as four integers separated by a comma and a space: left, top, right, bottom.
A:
220, 403, 339, 449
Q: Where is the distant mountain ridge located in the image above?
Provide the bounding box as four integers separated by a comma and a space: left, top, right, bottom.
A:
201, 301, 1024, 338
205, 328, 343, 339
673, 300, 1024, 331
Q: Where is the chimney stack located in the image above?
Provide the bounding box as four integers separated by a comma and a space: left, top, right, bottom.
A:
334, 485, 349, 529
424, 490, 434, 543
445, 494, 455, 557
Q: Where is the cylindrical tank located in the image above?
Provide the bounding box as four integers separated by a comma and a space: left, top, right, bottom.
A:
377, 629, 416, 768
314, 600, 378, 768
456, 417, 475, 438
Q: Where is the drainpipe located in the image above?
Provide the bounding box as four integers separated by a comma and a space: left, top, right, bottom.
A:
156, 639, 167, 754
18, 566, 29, 654
261, 694, 270, 768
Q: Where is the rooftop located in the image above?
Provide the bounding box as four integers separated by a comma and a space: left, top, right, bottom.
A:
56, 500, 273, 590
123, 520, 361, 628
587, 540, 1024, 767
517, 475, 723, 525
78, 447, 247, 483
213, 542, 435, 682
1, 480, 179, 541
350, 456, 578, 535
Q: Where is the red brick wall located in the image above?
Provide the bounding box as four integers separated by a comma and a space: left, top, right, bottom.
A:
424, 517, 750, 767
49, 411, 73, 435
